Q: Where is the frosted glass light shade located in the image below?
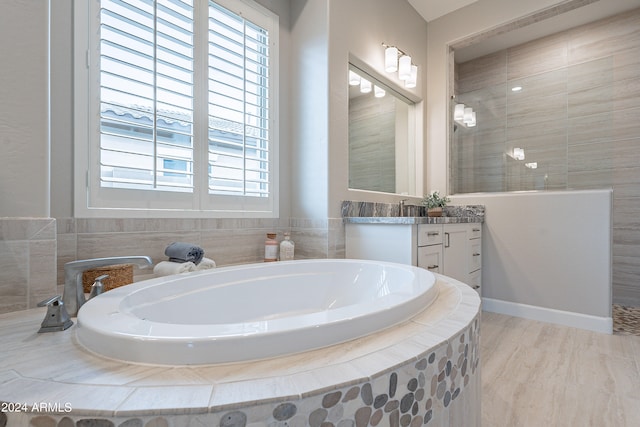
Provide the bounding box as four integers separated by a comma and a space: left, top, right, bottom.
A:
349, 70, 361, 86
385, 47, 398, 72
404, 65, 418, 88
374, 85, 386, 98
463, 107, 473, 124
360, 78, 372, 93
454, 104, 465, 121
398, 55, 412, 80
513, 147, 525, 160
468, 111, 477, 127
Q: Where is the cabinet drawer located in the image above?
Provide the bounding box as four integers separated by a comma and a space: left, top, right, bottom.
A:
418, 245, 442, 273
418, 224, 443, 246
469, 224, 482, 240
468, 269, 481, 294
468, 240, 482, 272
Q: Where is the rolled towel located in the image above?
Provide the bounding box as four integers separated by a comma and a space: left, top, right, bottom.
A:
164, 242, 204, 265
153, 261, 196, 276
195, 257, 216, 270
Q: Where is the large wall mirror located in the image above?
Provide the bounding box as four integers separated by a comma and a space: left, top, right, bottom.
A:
348, 62, 418, 196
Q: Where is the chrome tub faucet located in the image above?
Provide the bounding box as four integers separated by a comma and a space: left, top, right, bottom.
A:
62, 256, 153, 316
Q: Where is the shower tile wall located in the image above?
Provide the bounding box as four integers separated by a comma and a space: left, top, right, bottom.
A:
453, 8, 640, 306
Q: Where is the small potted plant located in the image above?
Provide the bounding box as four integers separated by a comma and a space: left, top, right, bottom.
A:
422, 191, 450, 217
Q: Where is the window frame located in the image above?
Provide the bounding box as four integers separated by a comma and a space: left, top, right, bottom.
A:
74, 0, 279, 218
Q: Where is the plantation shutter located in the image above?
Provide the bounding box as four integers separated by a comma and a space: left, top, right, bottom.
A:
208, 2, 270, 197
99, 0, 195, 192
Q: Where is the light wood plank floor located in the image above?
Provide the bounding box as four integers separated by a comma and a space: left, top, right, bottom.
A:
481, 311, 640, 427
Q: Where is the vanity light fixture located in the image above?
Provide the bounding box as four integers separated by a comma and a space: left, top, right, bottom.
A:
384, 46, 399, 72
374, 85, 386, 98
405, 65, 418, 88
382, 43, 418, 88
349, 70, 361, 86
360, 77, 372, 94
453, 102, 477, 128
513, 147, 525, 161
525, 162, 537, 169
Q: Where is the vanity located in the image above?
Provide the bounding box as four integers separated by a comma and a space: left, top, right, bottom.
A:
343, 203, 484, 294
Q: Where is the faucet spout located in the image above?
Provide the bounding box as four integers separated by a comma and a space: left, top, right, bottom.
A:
63, 256, 153, 316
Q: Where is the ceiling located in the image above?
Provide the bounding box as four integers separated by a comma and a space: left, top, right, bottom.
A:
407, 0, 640, 63
407, 0, 478, 22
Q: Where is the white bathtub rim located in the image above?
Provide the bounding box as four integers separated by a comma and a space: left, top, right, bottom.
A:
76, 259, 439, 365
0, 274, 481, 416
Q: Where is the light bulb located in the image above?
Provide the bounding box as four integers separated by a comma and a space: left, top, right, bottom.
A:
385, 46, 398, 73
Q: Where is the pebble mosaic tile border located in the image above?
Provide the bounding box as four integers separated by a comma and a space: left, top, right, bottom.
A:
4, 316, 480, 427
613, 304, 640, 336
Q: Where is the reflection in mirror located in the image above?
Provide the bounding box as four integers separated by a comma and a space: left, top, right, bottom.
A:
348, 64, 417, 196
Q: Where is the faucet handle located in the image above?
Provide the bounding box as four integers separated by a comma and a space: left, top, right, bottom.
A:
89, 274, 109, 299
37, 295, 74, 333
38, 295, 63, 307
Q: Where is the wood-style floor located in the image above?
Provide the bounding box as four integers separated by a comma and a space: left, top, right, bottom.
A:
481, 311, 640, 427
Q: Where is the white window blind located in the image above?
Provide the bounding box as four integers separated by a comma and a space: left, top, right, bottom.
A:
208, 2, 270, 197
100, 0, 195, 192
75, 0, 278, 217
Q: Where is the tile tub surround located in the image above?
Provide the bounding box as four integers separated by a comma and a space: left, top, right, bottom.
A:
0, 274, 480, 427
0, 218, 57, 314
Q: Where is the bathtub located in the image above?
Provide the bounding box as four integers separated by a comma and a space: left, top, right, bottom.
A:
76, 259, 438, 365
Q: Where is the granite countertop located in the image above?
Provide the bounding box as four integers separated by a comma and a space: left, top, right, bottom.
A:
343, 216, 483, 224
340, 201, 485, 225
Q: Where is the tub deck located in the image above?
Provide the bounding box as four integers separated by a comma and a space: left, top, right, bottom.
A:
0, 274, 481, 426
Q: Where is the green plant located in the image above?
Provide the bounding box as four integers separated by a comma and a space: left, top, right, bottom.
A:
422, 191, 450, 209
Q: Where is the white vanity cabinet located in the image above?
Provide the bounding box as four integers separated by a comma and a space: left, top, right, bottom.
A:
417, 224, 443, 274
441, 223, 482, 293
345, 220, 482, 294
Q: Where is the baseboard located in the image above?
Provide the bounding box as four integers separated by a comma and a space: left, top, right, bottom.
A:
482, 297, 613, 334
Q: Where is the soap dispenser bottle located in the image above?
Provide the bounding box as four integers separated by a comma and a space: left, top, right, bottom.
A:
280, 232, 295, 261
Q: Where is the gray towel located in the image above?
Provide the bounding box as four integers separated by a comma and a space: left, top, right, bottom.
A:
164, 242, 204, 265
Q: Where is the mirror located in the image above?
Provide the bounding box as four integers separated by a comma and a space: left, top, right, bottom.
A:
348, 63, 417, 195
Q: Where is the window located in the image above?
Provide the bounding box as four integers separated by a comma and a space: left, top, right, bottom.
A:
74, 0, 279, 217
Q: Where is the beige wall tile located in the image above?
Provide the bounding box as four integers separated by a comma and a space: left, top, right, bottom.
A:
507, 32, 568, 81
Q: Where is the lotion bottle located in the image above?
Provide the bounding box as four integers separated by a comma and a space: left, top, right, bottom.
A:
280, 232, 295, 261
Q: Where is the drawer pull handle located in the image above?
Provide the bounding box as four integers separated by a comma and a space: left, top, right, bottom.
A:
427, 232, 440, 236
473, 253, 481, 257
472, 228, 480, 232
472, 285, 480, 290
427, 265, 439, 270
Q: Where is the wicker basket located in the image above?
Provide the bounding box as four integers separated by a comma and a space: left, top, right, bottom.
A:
82, 264, 134, 293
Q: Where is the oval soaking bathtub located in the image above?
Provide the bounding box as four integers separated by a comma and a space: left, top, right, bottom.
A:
76, 259, 438, 365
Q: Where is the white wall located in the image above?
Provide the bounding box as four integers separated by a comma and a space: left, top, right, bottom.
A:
0, 1, 50, 218
452, 190, 613, 332
289, 0, 330, 219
